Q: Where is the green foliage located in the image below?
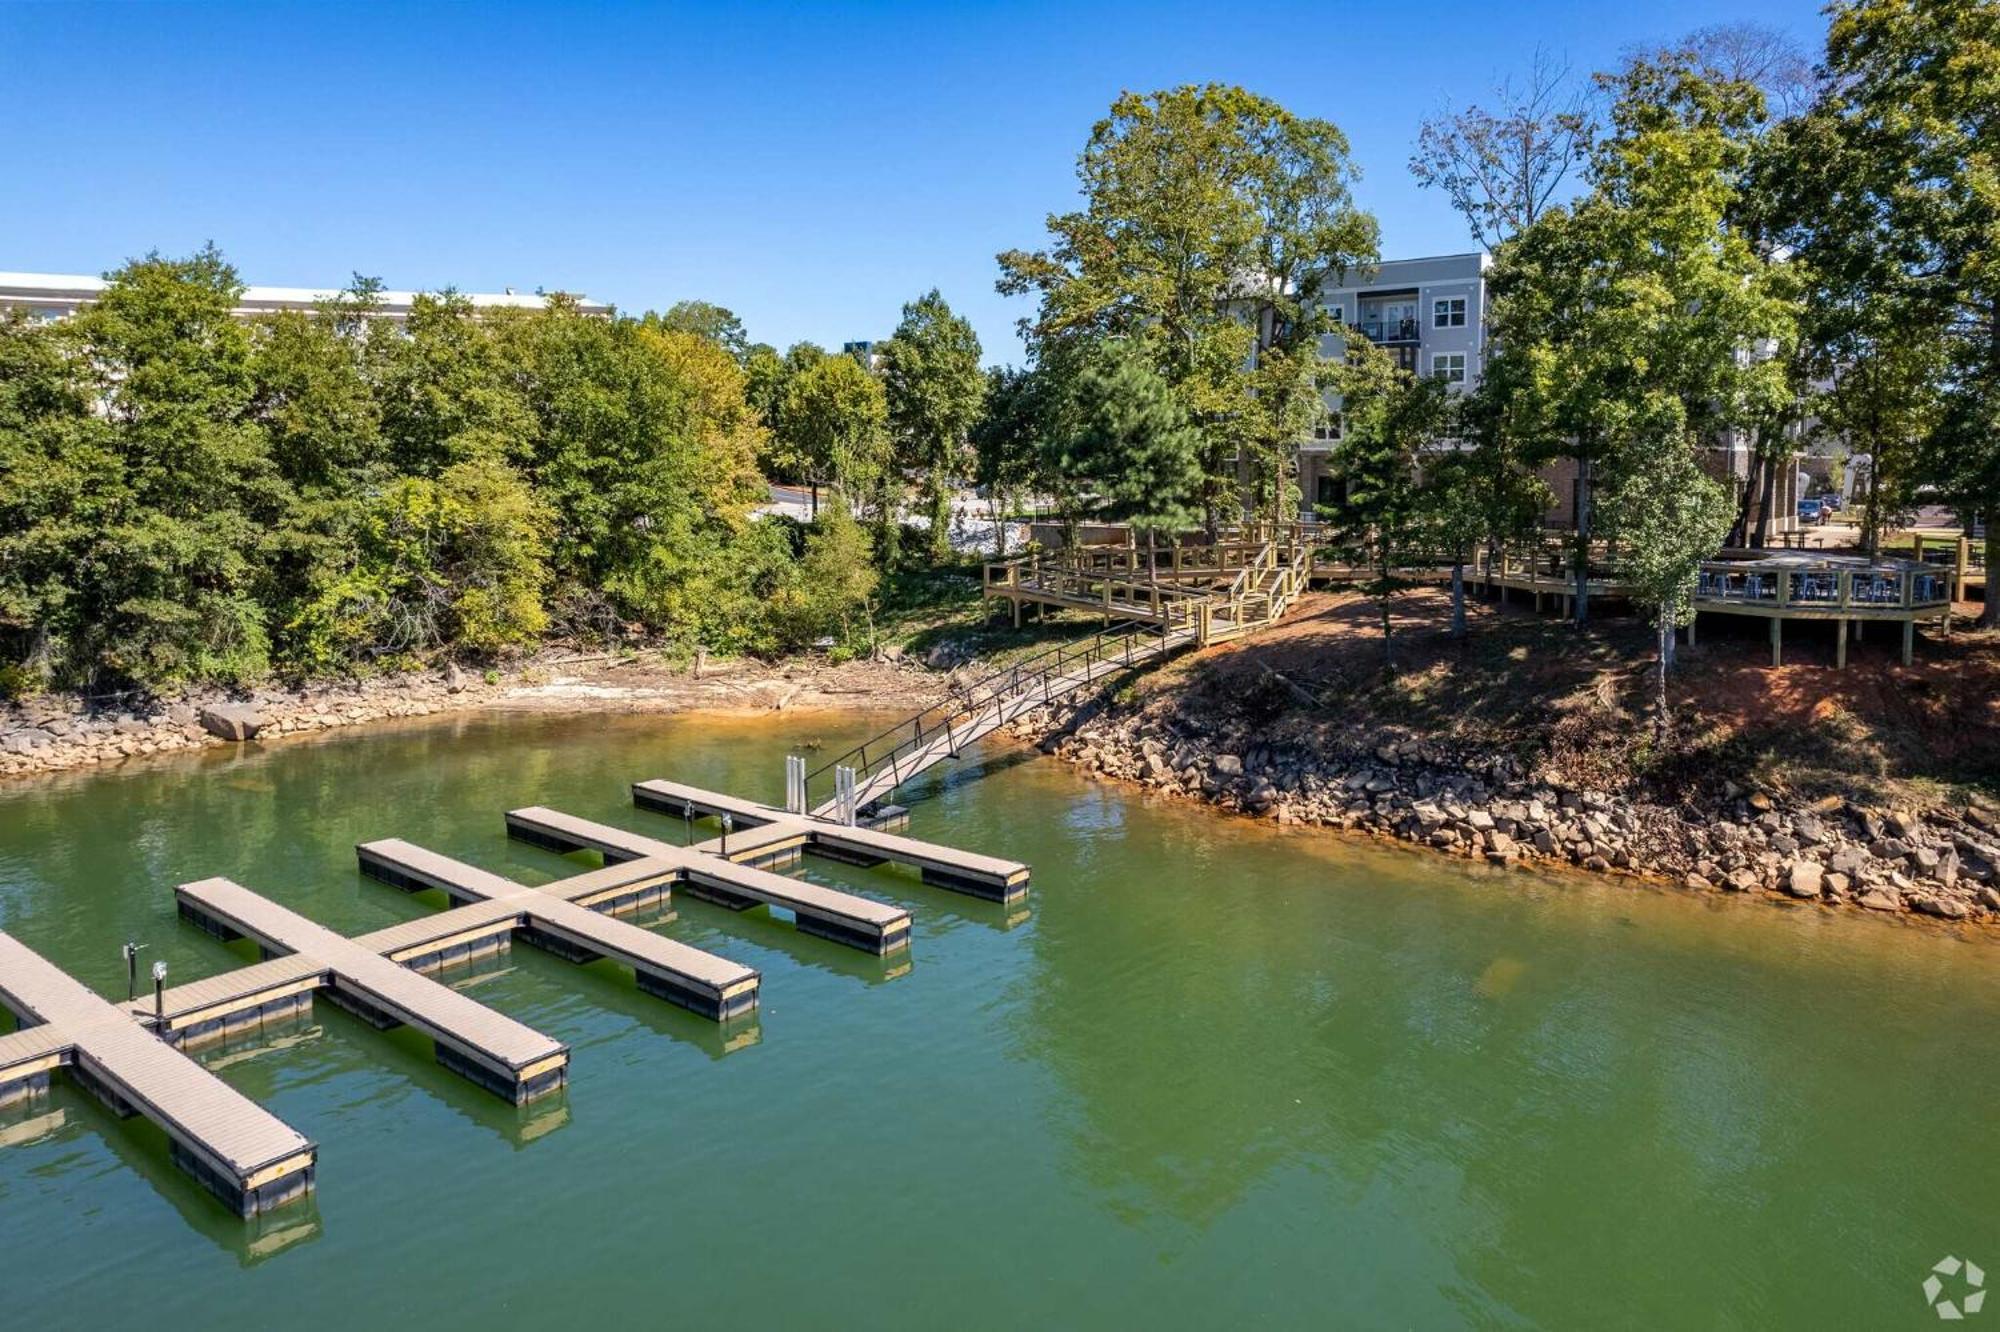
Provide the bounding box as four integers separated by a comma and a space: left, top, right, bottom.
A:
645, 300, 751, 363
1764, 0, 1998, 601
878, 290, 985, 563
1600, 441, 1736, 729
1000, 83, 1377, 525
291, 456, 550, 666
777, 352, 894, 559
0, 245, 867, 690
1480, 50, 1799, 621
970, 365, 1054, 557
768, 498, 880, 652
1329, 341, 1455, 669
1048, 341, 1204, 539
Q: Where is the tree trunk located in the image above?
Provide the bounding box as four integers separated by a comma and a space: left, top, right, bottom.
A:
1729, 451, 1759, 547
988, 491, 1008, 559
927, 460, 951, 565
1450, 560, 1466, 639
1654, 611, 1671, 738
810, 480, 819, 520
1378, 547, 1395, 673
1984, 497, 1998, 629
1574, 453, 1593, 626
1753, 441, 1778, 549
1864, 455, 1882, 561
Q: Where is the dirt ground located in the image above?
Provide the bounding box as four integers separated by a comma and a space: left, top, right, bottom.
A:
1137, 585, 2000, 803
480, 649, 945, 716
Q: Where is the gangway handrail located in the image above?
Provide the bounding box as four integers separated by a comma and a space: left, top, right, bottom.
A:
803, 612, 1190, 810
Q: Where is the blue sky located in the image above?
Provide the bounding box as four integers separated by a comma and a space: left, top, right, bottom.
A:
1, 1, 1828, 362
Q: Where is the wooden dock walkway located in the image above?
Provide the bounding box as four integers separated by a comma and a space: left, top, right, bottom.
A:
355, 838, 761, 1020
633, 778, 1031, 904
4, 773, 1031, 1222
0, 930, 317, 1217
505, 806, 914, 955
174, 877, 571, 1105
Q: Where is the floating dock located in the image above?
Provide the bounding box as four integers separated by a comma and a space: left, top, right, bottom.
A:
506, 806, 915, 955
174, 877, 571, 1105
355, 839, 761, 1021
4, 771, 1035, 1222
0, 930, 317, 1217
634, 779, 1032, 905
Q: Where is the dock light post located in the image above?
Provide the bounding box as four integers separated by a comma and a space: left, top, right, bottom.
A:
122, 940, 146, 1002
152, 959, 167, 1025
683, 802, 694, 846
720, 814, 733, 858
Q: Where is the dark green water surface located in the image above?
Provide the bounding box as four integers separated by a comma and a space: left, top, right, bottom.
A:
0, 709, 1994, 1328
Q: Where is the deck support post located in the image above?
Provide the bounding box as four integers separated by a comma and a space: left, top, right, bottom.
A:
1686, 614, 1696, 647
1836, 618, 1846, 669
1902, 619, 1914, 666
1770, 616, 1783, 667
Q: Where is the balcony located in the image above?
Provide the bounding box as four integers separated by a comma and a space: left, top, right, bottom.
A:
1352, 316, 1421, 343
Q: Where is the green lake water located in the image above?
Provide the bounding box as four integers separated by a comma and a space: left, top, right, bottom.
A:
0, 708, 1994, 1328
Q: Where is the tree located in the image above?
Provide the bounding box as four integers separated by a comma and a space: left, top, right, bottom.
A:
1329, 340, 1454, 671
291, 455, 550, 663
1637, 23, 1819, 118
1598, 442, 1736, 733
376, 290, 534, 475
1811, 320, 1944, 558
778, 352, 890, 535
1777, 0, 2000, 624
970, 365, 1046, 558
1001, 84, 1376, 528
64, 247, 281, 685
648, 300, 752, 364
1484, 53, 1797, 624
878, 290, 986, 564
1410, 49, 1595, 251
770, 496, 880, 653
1051, 342, 1205, 569
0, 308, 113, 690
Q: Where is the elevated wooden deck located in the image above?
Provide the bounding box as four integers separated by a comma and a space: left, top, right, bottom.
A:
355, 839, 761, 1021
0, 930, 317, 1217
634, 778, 1031, 904
175, 878, 570, 1105
506, 806, 913, 955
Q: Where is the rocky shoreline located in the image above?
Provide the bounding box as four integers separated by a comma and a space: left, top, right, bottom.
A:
1010, 698, 2000, 928
0, 654, 941, 783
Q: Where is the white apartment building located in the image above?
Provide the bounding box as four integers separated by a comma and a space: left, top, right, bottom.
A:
0, 271, 611, 323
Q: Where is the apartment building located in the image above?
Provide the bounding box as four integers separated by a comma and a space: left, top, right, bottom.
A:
1293, 250, 1799, 540
0, 271, 610, 323
1296, 252, 1488, 519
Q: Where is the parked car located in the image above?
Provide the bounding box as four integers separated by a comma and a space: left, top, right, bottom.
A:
1818, 493, 1843, 513
1798, 498, 1828, 525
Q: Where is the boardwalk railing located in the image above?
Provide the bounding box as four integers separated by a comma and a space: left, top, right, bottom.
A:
803, 614, 1197, 813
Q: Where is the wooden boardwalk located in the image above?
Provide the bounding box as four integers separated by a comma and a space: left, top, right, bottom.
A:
634, 778, 1031, 904
0, 930, 317, 1217
355, 839, 761, 1020
175, 878, 571, 1105
506, 806, 914, 955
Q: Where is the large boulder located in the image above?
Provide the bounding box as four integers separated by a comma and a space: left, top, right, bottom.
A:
199, 703, 263, 742
1783, 859, 1824, 900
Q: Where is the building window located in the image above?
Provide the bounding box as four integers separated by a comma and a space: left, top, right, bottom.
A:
1313, 414, 1343, 442
1432, 352, 1466, 384
1327, 306, 1344, 325
1433, 297, 1467, 328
